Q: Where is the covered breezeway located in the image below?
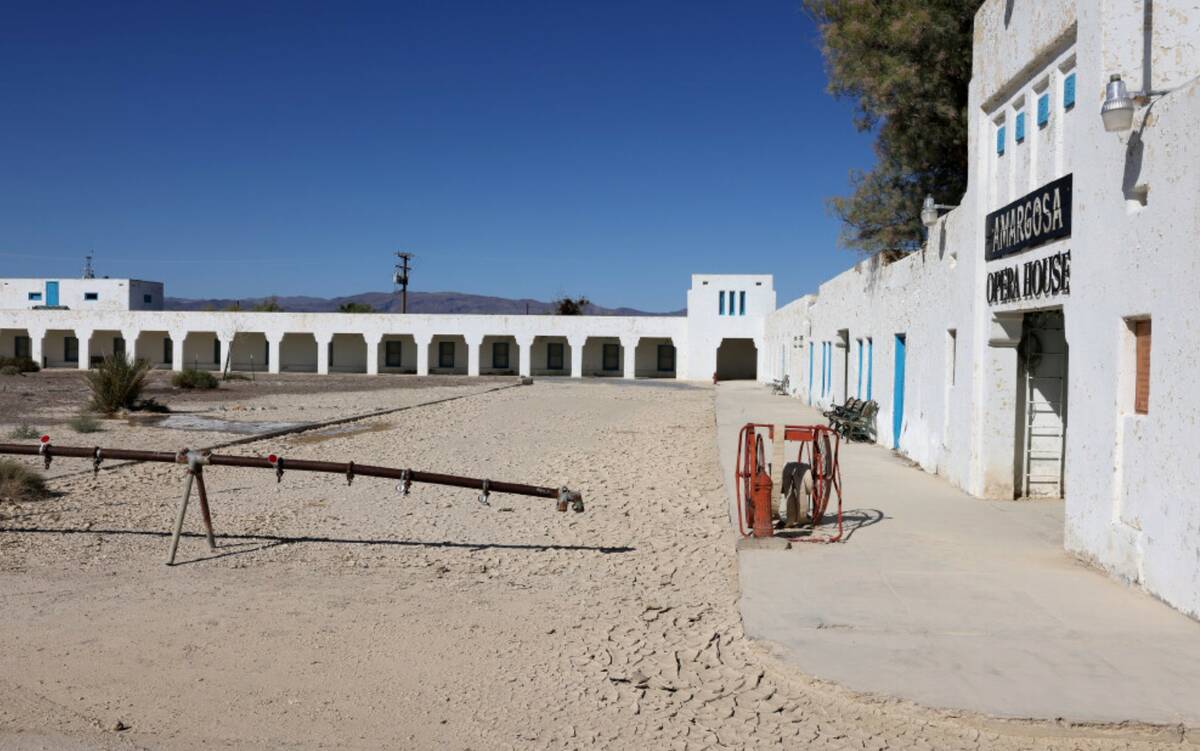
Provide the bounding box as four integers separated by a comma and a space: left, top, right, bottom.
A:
279, 333, 317, 373
428, 335, 467, 375
134, 331, 174, 370
377, 335, 416, 374
634, 337, 676, 378
328, 333, 367, 374
530, 336, 570, 377
716, 338, 757, 380
480, 335, 518, 376
581, 337, 624, 377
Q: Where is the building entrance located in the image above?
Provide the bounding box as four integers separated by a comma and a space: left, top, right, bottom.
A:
1015, 310, 1068, 498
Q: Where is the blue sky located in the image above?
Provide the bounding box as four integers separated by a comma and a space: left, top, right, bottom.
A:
1, 1, 874, 312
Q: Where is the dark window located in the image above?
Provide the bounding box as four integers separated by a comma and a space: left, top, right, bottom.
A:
1135, 319, 1151, 414
264, 340, 270, 367
27, 292, 41, 301
602, 343, 620, 371
438, 340, 455, 368
657, 344, 675, 372
84, 292, 99, 301
164, 338, 173, 364
492, 341, 510, 369
327, 340, 334, 368
739, 291, 746, 315
143, 294, 153, 304
718, 291, 725, 315
385, 340, 403, 367
213, 338, 221, 365
14, 335, 31, 360
65, 336, 78, 363
113, 337, 125, 358
547, 342, 564, 370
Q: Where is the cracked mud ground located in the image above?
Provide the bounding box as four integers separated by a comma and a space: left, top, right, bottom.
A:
0, 381, 1187, 749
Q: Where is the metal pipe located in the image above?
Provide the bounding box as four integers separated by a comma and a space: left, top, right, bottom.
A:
0, 442, 580, 505
167, 471, 195, 566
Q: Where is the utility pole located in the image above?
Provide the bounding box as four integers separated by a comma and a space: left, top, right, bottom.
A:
82, 253, 95, 279
393, 252, 413, 314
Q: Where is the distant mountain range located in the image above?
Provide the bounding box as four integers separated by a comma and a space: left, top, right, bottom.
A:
164, 290, 684, 317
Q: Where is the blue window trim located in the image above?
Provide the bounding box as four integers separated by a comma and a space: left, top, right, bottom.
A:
808, 342, 814, 405
1063, 73, 1076, 110
718, 291, 725, 315
1037, 93, 1050, 127
28, 292, 42, 301
1015, 111, 1026, 142
866, 338, 874, 400
739, 291, 745, 315
996, 125, 1006, 155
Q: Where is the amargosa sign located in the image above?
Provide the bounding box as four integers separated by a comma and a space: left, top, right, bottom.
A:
985, 174, 1072, 261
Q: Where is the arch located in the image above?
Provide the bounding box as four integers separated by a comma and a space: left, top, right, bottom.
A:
329, 333, 367, 373
134, 330, 174, 369
428, 335, 467, 375
481, 335, 518, 375
716, 338, 758, 380
377, 334, 416, 374
582, 336, 623, 377
279, 333, 317, 373
633, 337, 676, 378
531, 336, 571, 377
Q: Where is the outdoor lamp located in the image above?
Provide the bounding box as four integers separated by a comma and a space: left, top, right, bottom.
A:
921, 195, 956, 228
1100, 73, 1173, 132
1100, 74, 1136, 132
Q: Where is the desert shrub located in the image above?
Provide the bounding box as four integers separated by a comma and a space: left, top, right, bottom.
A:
0, 356, 39, 373
0, 365, 21, 376
8, 423, 40, 439
0, 459, 47, 501
172, 368, 219, 390
86, 354, 151, 414
67, 411, 102, 433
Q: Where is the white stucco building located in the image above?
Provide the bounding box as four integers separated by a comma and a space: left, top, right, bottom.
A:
0, 274, 771, 379
764, 0, 1200, 618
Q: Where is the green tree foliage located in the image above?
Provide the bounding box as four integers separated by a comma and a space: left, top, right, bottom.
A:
553, 296, 590, 315
806, 0, 981, 256
338, 302, 374, 313
252, 297, 282, 312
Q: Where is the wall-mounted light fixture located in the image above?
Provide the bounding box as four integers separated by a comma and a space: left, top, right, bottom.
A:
921, 195, 957, 228
1100, 74, 1170, 132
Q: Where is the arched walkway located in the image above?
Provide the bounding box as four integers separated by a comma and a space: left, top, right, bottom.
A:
716, 338, 757, 380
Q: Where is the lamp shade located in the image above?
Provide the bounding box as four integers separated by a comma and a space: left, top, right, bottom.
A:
1101, 74, 1135, 132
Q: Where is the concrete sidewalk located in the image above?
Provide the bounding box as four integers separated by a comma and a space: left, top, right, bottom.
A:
716, 381, 1200, 726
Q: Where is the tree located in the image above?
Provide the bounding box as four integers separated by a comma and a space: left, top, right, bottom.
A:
552, 296, 590, 315
337, 302, 374, 313
252, 297, 282, 312
806, 0, 981, 257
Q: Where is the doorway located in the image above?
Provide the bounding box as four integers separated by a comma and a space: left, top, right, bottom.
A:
1015, 310, 1068, 498
716, 338, 757, 380
892, 334, 906, 447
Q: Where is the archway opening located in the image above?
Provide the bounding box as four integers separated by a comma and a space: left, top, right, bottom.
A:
716, 338, 757, 380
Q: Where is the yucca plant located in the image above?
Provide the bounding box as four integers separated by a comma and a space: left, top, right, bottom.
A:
86, 353, 152, 414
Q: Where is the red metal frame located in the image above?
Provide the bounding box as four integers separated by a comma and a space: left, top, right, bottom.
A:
734, 422, 844, 543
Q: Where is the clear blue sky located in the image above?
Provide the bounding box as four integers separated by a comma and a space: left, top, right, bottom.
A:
1, 0, 874, 312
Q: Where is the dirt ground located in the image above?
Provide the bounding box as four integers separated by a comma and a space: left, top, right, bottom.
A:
0, 379, 1187, 749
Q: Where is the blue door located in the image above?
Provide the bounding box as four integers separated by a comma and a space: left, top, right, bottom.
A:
45, 281, 59, 306
893, 334, 906, 447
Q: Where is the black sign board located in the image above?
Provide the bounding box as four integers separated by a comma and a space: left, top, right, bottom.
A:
985, 174, 1072, 261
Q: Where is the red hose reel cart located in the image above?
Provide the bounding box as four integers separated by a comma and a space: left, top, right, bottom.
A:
735, 423, 844, 543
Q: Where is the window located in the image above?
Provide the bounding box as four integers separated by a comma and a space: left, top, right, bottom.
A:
719, 291, 725, 315
602, 343, 620, 371
438, 340, 455, 369
739, 291, 746, 315
114, 337, 125, 358
996, 125, 1006, 155
1037, 93, 1050, 127
263, 340, 269, 367
547, 342, 564, 370
1134, 319, 1151, 414
947, 329, 957, 386
492, 341, 510, 369
1063, 72, 1076, 109
385, 340, 403, 367
65, 336, 78, 363
84, 292, 99, 301
327, 340, 335, 368
656, 344, 675, 372
14, 335, 30, 360
1015, 111, 1026, 142
164, 338, 173, 364
213, 338, 221, 366
27, 292, 42, 301
143, 294, 153, 304
856, 339, 863, 397
866, 337, 874, 400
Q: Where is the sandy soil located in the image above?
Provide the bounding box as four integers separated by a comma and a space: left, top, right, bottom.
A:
0, 380, 1184, 749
